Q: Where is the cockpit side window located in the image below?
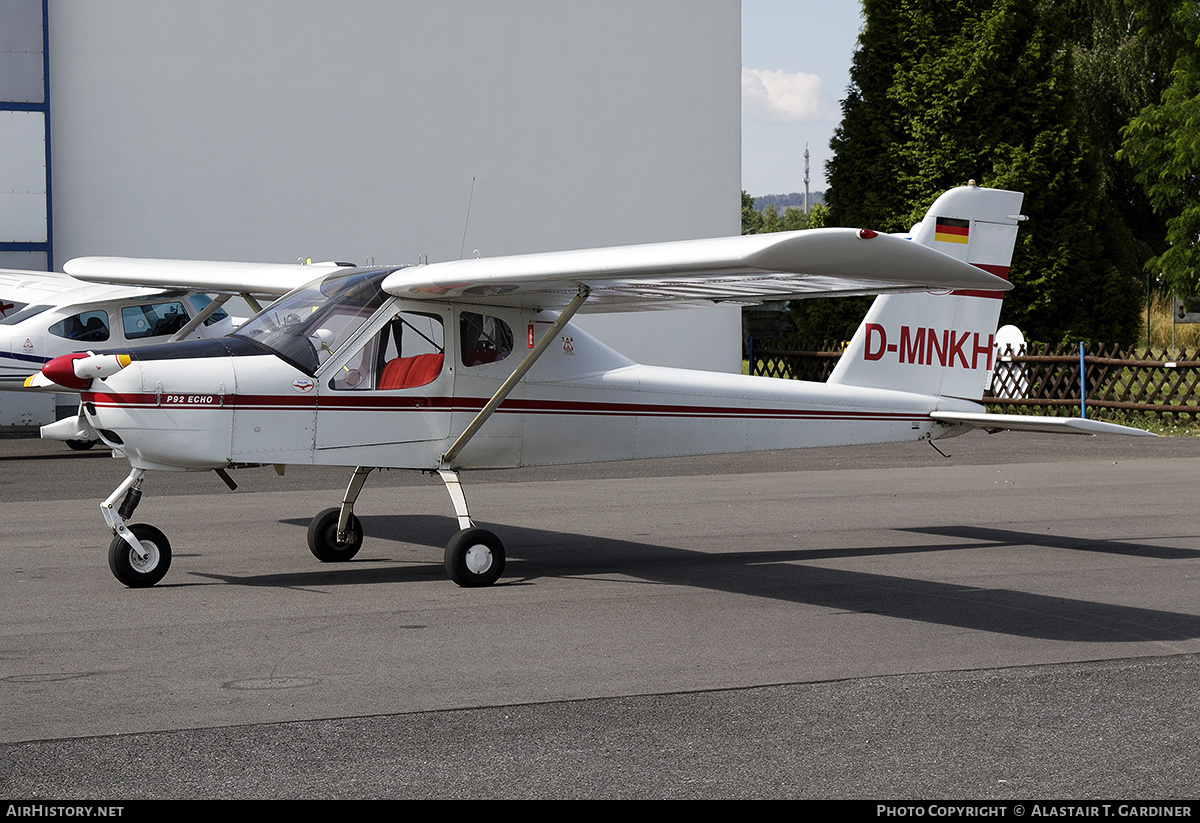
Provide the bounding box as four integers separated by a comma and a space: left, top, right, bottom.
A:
460, 312, 513, 367
330, 311, 445, 391
49, 310, 110, 342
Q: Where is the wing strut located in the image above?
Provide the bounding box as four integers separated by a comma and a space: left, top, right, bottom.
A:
439, 284, 590, 466
169, 294, 233, 342
242, 293, 265, 314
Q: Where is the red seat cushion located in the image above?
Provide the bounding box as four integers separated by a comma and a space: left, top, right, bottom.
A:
378, 352, 443, 390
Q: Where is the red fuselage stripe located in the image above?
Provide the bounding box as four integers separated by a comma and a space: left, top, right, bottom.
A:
83, 391, 929, 423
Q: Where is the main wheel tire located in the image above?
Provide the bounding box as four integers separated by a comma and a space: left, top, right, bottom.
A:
108, 524, 172, 588
307, 507, 364, 562
445, 528, 505, 587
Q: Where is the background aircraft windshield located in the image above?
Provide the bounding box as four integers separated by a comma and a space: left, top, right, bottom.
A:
233, 268, 394, 373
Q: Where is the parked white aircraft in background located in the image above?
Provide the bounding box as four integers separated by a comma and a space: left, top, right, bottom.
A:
0, 268, 254, 445
24, 184, 1151, 588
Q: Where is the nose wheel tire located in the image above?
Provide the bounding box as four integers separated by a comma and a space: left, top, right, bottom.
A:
108, 524, 172, 588
307, 507, 364, 562
445, 528, 505, 587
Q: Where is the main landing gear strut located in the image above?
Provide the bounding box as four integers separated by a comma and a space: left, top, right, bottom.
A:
305, 464, 505, 588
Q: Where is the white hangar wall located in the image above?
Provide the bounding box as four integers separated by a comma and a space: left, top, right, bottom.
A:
46, 0, 742, 370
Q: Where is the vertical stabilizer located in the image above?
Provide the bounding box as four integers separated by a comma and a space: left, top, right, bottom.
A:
827, 185, 1025, 400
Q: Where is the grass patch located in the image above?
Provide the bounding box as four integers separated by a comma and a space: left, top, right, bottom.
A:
1143, 291, 1200, 351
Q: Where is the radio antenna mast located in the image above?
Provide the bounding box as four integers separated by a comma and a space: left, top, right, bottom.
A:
804, 144, 810, 213
459, 176, 476, 259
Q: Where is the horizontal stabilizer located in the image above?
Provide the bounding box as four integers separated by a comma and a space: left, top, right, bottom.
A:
931, 411, 1156, 437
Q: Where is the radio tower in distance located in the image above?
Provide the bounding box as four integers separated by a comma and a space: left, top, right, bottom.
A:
804, 143, 810, 213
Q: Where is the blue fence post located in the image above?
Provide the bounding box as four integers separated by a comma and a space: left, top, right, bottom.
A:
748, 336, 755, 376
1079, 342, 1086, 419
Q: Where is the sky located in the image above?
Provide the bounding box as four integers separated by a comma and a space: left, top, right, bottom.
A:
741, 0, 865, 197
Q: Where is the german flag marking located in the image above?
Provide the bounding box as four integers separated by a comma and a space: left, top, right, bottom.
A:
934, 216, 969, 245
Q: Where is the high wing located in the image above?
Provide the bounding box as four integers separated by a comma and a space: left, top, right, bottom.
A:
381, 228, 1012, 312
62, 230, 1008, 310
62, 257, 351, 297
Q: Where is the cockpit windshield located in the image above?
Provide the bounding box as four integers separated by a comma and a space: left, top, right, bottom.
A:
233, 268, 395, 374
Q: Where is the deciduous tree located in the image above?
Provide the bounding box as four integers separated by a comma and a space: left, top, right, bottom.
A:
1120, 1, 1200, 298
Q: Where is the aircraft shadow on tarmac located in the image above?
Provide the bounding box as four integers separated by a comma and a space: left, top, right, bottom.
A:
176, 512, 1200, 645
902, 524, 1200, 560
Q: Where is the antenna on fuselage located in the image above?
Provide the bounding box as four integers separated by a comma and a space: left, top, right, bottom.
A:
459, 176, 476, 260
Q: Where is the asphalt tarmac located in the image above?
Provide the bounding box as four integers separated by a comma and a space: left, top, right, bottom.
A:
1, 431, 1199, 799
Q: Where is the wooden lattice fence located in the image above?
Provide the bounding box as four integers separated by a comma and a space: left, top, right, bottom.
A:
748, 337, 1200, 422
749, 339, 846, 382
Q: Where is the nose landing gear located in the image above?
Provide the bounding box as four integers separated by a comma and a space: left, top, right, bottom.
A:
101, 468, 172, 588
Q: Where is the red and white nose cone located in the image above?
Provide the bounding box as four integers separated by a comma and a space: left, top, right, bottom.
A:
39, 352, 132, 390
41, 353, 92, 390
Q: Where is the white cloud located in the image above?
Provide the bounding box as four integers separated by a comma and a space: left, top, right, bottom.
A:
741, 67, 839, 123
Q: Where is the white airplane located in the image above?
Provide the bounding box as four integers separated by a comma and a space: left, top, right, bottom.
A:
24, 184, 1151, 588
0, 266, 256, 446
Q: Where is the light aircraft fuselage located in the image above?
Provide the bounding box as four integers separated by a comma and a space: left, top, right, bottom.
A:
77, 276, 984, 474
